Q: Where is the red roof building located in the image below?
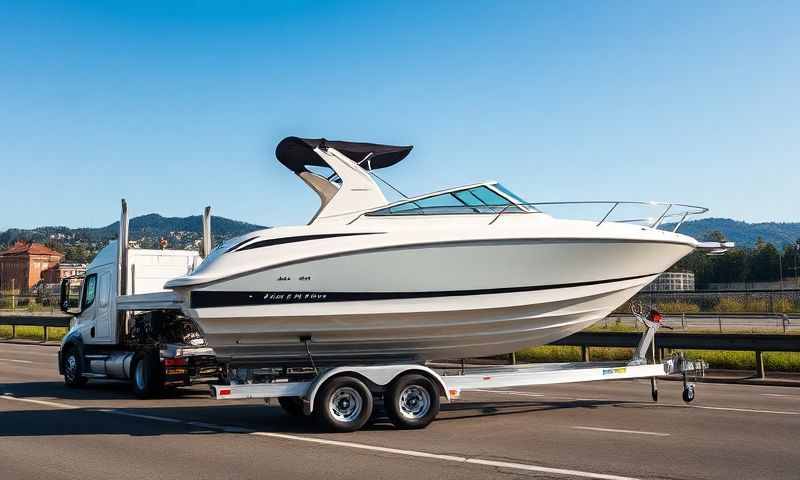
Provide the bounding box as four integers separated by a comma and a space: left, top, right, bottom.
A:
0, 241, 64, 293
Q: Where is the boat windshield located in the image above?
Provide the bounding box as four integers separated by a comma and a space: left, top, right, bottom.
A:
494, 183, 529, 205
367, 184, 532, 216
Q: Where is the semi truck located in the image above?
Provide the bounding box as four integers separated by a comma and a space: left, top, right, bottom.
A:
58, 202, 219, 397
58, 200, 705, 432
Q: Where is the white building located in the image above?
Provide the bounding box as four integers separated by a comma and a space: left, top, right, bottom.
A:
645, 272, 695, 292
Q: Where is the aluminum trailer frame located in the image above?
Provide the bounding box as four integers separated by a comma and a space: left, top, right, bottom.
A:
208, 314, 706, 431
210, 356, 702, 404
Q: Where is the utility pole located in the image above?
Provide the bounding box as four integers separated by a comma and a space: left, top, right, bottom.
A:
778, 252, 784, 292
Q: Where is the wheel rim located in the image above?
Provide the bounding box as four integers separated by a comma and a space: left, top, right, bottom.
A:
328, 386, 363, 423
64, 354, 78, 382
398, 385, 431, 419
134, 360, 146, 389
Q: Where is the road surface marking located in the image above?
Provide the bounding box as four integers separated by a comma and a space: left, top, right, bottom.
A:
0, 358, 34, 364
97, 408, 184, 423
572, 426, 670, 437
0, 393, 641, 480
470, 390, 607, 401
761, 393, 800, 399
654, 403, 800, 416
470, 389, 545, 397
251, 431, 641, 480
0, 394, 79, 409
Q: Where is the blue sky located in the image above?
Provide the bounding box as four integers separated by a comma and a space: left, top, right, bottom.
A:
1, 1, 798, 230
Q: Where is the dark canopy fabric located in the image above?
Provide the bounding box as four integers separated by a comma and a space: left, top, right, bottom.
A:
276, 136, 412, 173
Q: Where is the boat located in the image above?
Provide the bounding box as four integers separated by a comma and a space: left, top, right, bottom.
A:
164, 136, 725, 366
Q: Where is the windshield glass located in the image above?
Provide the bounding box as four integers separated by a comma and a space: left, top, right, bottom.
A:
368, 185, 529, 216
493, 183, 528, 205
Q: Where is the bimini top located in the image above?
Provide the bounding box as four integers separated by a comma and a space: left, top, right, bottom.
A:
276, 136, 413, 173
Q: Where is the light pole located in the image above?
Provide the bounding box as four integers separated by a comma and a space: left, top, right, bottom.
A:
794, 243, 800, 289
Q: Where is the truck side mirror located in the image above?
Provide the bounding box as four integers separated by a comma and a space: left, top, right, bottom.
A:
60, 278, 82, 315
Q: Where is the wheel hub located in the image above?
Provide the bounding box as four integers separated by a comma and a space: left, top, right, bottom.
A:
64, 355, 77, 381
398, 385, 431, 419
134, 361, 146, 389
329, 386, 362, 422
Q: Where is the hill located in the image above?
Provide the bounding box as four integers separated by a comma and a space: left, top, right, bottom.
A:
0, 214, 266, 261
667, 218, 800, 248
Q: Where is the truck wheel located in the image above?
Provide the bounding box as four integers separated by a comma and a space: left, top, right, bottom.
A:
315, 376, 373, 432
63, 348, 88, 388
385, 374, 440, 429
278, 397, 305, 416
132, 352, 163, 399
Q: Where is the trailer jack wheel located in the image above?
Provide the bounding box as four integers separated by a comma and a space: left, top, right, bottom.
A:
650, 377, 658, 402
682, 384, 695, 403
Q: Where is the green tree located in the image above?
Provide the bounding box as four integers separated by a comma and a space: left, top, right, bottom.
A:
749, 242, 780, 282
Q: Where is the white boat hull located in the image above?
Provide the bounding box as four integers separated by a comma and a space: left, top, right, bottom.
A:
177, 239, 692, 365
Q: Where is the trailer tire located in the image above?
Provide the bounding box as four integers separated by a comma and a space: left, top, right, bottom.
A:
278, 397, 304, 416
62, 348, 88, 388
385, 374, 439, 429
314, 376, 373, 432
131, 352, 163, 399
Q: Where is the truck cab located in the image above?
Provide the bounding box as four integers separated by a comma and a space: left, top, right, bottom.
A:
58, 202, 219, 398
63, 242, 200, 345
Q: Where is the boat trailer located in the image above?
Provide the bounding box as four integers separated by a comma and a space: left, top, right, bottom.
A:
209, 306, 705, 432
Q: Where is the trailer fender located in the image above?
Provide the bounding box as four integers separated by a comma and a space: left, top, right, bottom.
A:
303, 364, 450, 415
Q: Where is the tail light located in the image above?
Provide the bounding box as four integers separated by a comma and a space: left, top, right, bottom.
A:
164, 357, 188, 367
647, 309, 663, 323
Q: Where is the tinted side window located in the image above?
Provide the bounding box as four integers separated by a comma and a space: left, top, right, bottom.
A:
82, 274, 97, 310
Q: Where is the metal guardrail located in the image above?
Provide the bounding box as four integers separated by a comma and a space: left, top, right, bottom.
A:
603, 312, 798, 333
554, 331, 800, 351
552, 331, 800, 379
0, 314, 70, 342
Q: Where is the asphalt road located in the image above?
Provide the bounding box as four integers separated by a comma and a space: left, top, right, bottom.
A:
1, 342, 799, 480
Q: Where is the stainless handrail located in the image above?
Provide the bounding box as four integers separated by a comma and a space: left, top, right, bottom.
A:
359, 200, 708, 231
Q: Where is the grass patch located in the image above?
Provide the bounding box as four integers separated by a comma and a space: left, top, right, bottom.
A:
0, 325, 67, 341
657, 301, 701, 314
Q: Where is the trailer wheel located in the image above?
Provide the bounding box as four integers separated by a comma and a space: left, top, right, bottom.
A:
131, 352, 162, 399
62, 348, 88, 388
385, 374, 440, 429
278, 397, 304, 416
315, 376, 373, 432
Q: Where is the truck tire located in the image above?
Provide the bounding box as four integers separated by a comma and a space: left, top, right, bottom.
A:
62, 348, 88, 388
131, 352, 163, 399
314, 376, 373, 432
385, 374, 440, 429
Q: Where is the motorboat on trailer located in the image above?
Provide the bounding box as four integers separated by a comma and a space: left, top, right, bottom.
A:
164, 136, 730, 367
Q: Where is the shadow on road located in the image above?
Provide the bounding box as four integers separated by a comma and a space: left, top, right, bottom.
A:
0, 381, 212, 401
0, 387, 640, 437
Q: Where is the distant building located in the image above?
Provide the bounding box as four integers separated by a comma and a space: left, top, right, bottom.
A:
0, 241, 64, 294
41, 262, 87, 284
645, 272, 695, 292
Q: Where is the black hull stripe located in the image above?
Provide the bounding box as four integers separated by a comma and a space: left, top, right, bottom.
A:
189, 272, 659, 309
236, 232, 382, 252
